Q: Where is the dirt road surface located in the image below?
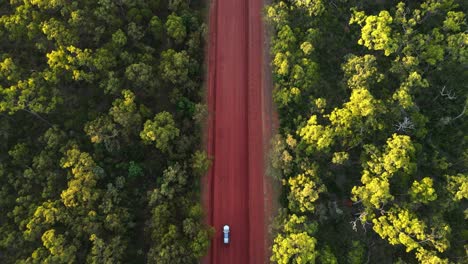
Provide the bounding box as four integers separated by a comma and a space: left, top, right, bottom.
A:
203, 0, 267, 263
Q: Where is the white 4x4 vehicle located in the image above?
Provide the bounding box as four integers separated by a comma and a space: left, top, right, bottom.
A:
223, 225, 230, 244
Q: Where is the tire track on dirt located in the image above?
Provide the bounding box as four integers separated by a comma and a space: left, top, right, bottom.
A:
203, 0, 266, 263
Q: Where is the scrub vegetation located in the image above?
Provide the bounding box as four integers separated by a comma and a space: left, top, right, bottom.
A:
0, 0, 211, 263
267, 0, 467, 263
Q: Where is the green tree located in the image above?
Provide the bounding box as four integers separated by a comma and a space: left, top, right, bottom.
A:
352, 134, 416, 212
271, 214, 318, 264
140, 111, 180, 153
350, 10, 398, 56
409, 177, 437, 204
149, 16, 164, 41
84, 115, 119, 151
373, 208, 450, 257
319, 246, 338, 264
347, 241, 365, 264
287, 166, 326, 213
109, 89, 142, 135
60, 147, 103, 208
191, 150, 211, 177
40, 229, 78, 263
446, 174, 468, 201
125, 63, 155, 90
165, 13, 186, 44
342, 54, 384, 90
159, 49, 191, 86
272, 232, 318, 264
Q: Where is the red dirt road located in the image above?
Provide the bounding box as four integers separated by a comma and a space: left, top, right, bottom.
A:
203, 0, 266, 263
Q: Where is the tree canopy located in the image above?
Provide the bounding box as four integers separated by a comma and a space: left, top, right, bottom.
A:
267, 0, 467, 263
0, 0, 211, 263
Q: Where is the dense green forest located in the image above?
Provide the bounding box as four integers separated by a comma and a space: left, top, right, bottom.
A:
0, 0, 212, 263
267, 0, 467, 263
1, 0, 467, 263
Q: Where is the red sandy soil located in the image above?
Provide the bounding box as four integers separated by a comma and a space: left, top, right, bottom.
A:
202, 0, 268, 263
